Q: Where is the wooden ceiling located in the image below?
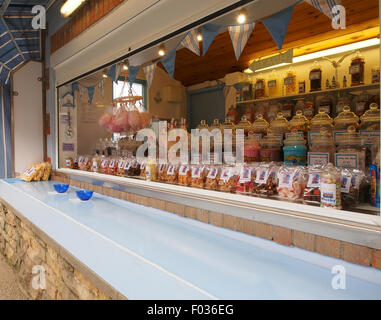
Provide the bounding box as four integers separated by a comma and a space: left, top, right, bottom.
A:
168, 0, 379, 87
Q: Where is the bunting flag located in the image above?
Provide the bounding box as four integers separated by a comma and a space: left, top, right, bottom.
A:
143, 63, 157, 88
115, 62, 123, 83
161, 48, 176, 78
107, 64, 116, 82
304, 0, 340, 19
201, 23, 221, 55
181, 29, 200, 56
128, 65, 140, 87
228, 22, 255, 60
71, 82, 78, 94
87, 86, 95, 104
262, 4, 296, 50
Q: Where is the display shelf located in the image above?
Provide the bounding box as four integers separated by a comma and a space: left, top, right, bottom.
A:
236, 83, 380, 105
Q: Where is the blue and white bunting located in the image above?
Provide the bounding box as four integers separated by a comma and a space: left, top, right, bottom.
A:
87, 86, 95, 104
143, 63, 156, 88
161, 48, 176, 78
71, 82, 78, 94
228, 22, 255, 60
128, 65, 140, 87
181, 29, 200, 56
107, 64, 116, 82
304, 0, 340, 19
262, 4, 296, 50
201, 23, 221, 55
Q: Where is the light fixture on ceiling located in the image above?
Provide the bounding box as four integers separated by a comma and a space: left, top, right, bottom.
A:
243, 68, 253, 74
158, 44, 166, 57
102, 69, 108, 78
122, 59, 129, 71
60, 0, 86, 18
237, 8, 248, 24
197, 29, 203, 42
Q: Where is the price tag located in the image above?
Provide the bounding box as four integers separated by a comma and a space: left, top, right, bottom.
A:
308, 152, 329, 166
140, 163, 146, 170
118, 161, 125, 169
192, 167, 201, 178
335, 153, 358, 169
333, 131, 347, 144
167, 165, 175, 175
278, 172, 293, 188
109, 160, 115, 168
179, 165, 189, 176
340, 176, 352, 193
207, 168, 218, 179
255, 169, 269, 184
239, 167, 252, 183
360, 130, 380, 146
78, 156, 84, 164
307, 173, 321, 188
159, 164, 166, 173
100, 159, 109, 168
308, 131, 320, 146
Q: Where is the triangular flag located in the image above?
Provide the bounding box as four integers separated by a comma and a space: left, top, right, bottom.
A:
115, 62, 123, 83
71, 81, 78, 94
181, 29, 200, 56
262, 4, 296, 50
228, 22, 255, 60
201, 23, 221, 55
160, 48, 176, 78
143, 63, 156, 88
87, 86, 95, 104
304, 0, 341, 19
107, 64, 116, 82
128, 65, 140, 87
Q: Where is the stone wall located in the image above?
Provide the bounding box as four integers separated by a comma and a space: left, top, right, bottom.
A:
0, 201, 125, 300
52, 172, 381, 270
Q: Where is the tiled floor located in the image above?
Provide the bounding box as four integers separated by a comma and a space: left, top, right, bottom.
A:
0, 255, 28, 300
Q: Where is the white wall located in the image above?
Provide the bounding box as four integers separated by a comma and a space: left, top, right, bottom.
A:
13, 61, 43, 174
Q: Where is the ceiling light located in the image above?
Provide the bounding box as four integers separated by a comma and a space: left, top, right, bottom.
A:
255, 63, 290, 73
158, 44, 166, 57
237, 8, 247, 24
122, 60, 129, 71
197, 29, 203, 42
102, 69, 108, 78
60, 0, 86, 18
243, 68, 253, 74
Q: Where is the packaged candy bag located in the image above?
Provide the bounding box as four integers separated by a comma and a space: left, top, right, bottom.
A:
117, 158, 126, 176
166, 164, 179, 184
191, 165, 207, 188
99, 157, 109, 174
320, 163, 342, 210
179, 164, 192, 186
236, 164, 257, 194
158, 163, 168, 182
341, 169, 365, 210
107, 158, 118, 175
145, 161, 158, 181
140, 162, 146, 178
218, 166, 239, 193
20, 166, 37, 182
41, 162, 52, 181
252, 162, 279, 197
205, 166, 220, 190
277, 166, 307, 200
125, 159, 140, 176
303, 165, 323, 203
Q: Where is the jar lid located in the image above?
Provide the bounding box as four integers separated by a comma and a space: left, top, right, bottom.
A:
236, 116, 252, 130
311, 109, 333, 125
270, 112, 289, 130
260, 129, 281, 146
245, 133, 260, 146
352, 50, 364, 61
197, 120, 209, 129
221, 118, 236, 129
334, 105, 359, 124
284, 129, 306, 146
337, 125, 362, 145
360, 103, 380, 123
311, 128, 334, 145
209, 119, 221, 130
290, 110, 309, 127
310, 61, 321, 70
252, 114, 269, 131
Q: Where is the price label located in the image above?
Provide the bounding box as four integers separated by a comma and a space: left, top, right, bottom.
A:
278, 172, 293, 188
192, 167, 201, 178
307, 173, 321, 188
239, 167, 252, 183
207, 167, 218, 179
333, 130, 347, 144
335, 153, 358, 169
349, 65, 360, 75
308, 152, 329, 166
255, 170, 269, 184
308, 131, 320, 146
360, 130, 380, 146
340, 176, 352, 193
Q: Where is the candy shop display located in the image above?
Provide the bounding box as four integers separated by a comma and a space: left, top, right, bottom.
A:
359, 103, 380, 131
79, 156, 91, 171
179, 164, 192, 186
309, 61, 322, 92
317, 94, 335, 116
252, 163, 279, 197
236, 164, 257, 194
251, 114, 269, 137
309, 129, 335, 164
107, 158, 118, 175
65, 157, 74, 169
125, 159, 140, 176
236, 116, 253, 136
340, 169, 365, 210
320, 163, 342, 210
254, 102, 267, 120
218, 166, 239, 192
281, 101, 294, 121
191, 165, 207, 188
283, 67, 297, 96
303, 99, 315, 120
277, 166, 307, 200
158, 163, 167, 182
333, 106, 359, 131
303, 165, 323, 203
267, 102, 281, 121
269, 112, 290, 139
244, 134, 261, 163
243, 107, 255, 123
260, 130, 282, 162
254, 75, 266, 99
267, 70, 279, 97
353, 91, 369, 117
20, 162, 52, 182
349, 51, 365, 86
371, 66, 380, 84
91, 155, 101, 173
289, 110, 310, 137
166, 164, 179, 184
309, 109, 334, 144
283, 129, 307, 166
145, 160, 158, 181
205, 166, 221, 190
226, 106, 239, 124
336, 126, 366, 172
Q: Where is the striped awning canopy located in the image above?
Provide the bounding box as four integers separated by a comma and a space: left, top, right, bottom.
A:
0, 0, 48, 84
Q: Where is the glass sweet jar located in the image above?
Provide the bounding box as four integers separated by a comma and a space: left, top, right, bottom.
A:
336, 125, 366, 172
254, 73, 266, 99
236, 115, 253, 136
310, 109, 334, 134
320, 163, 342, 210
251, 113, 269, 138
289, 110, 310, 138
226, 106, 239, 124
359, 103, 380, 131
269, 112, 290, 140
309, 61, 322, 92
244, 134, 261, 163
283, 129, 307, 165
334, 105, 359, 131
310, 129, 336, 163
259, 130, 282, 162
349, 51, 365, 86
283, 67, 297, 96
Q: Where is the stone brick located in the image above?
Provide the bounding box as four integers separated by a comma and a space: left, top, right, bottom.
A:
165, 202, 185, 216
254, 222, 273, 240
222, 215, 237, 231
184, 207, 197, 219
273, 226, 292, 246
293, 231, 315, 251
149, 198, 165, 211
196, 209, 209, 223
208, 211, 223, 227
74, 270, 98, 297
372, 249, 381, 269
316, 236, 341, 259
341, 242, 371, 267
127, 193, 136, 203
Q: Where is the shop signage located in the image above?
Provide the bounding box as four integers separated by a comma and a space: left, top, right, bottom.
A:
249, 49, 293, 72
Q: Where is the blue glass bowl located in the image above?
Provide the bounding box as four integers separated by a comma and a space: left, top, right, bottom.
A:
76, 190, 94, 201
53, 184, 69, 193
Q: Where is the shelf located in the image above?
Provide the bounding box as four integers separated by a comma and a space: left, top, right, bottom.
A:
236, 83, 380, 105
